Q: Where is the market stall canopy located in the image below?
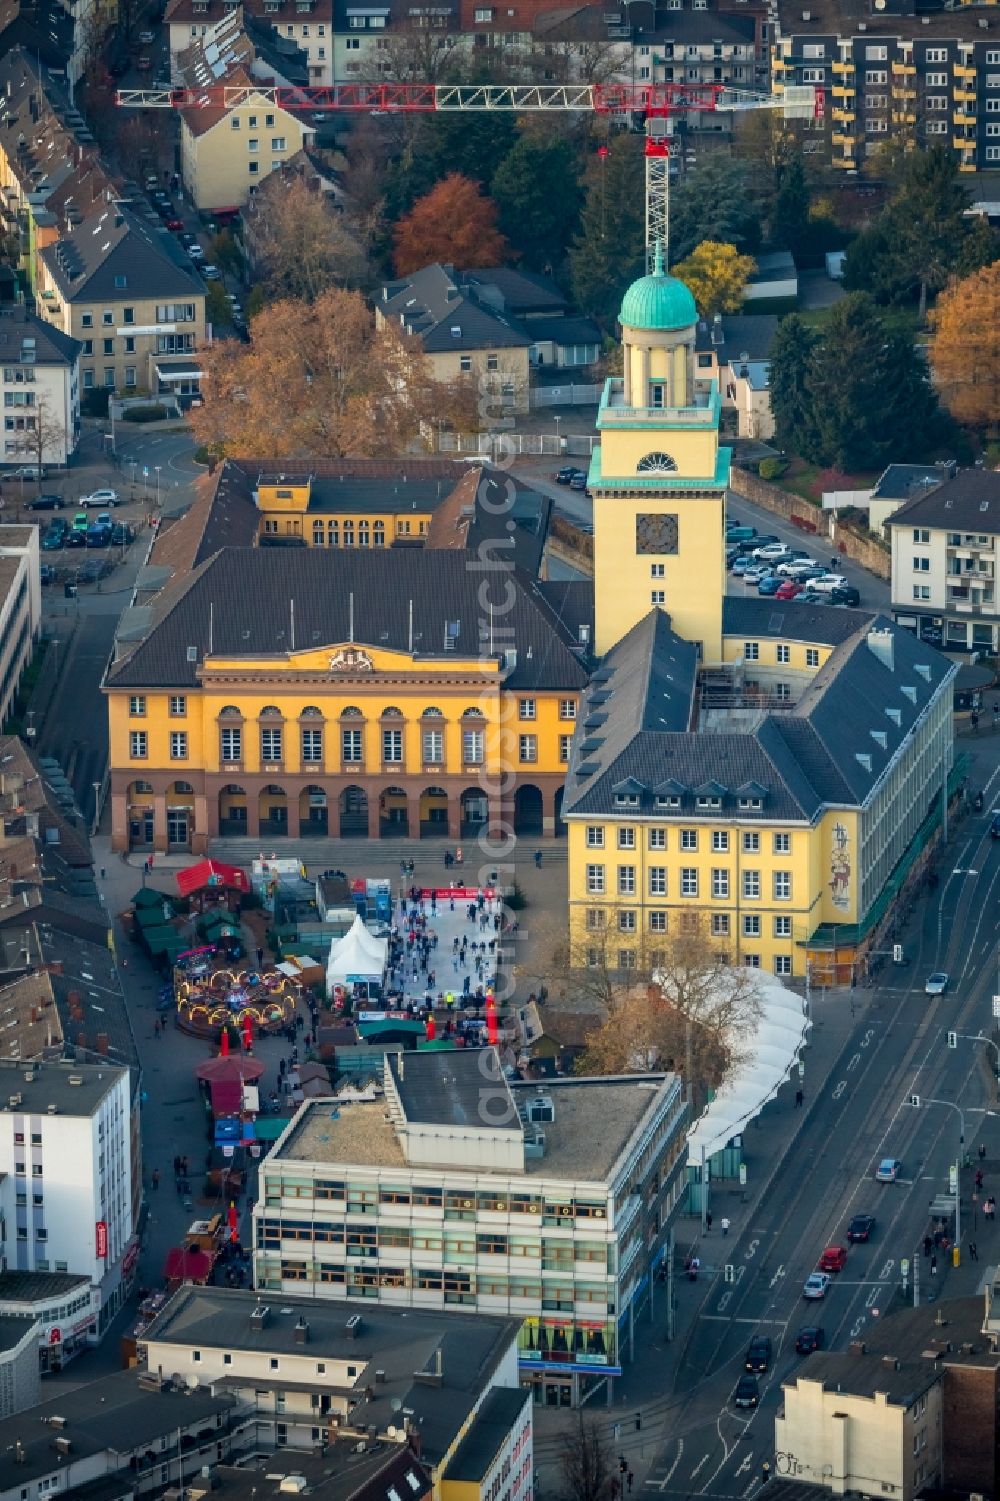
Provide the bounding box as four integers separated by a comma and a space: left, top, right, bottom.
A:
133, 886, 164, 909
163, 1246, 213, 1282
685, 971, 811, 1164
195, 1054, 266, 1084
326, 914, 387, 990
176, 858, 250, 898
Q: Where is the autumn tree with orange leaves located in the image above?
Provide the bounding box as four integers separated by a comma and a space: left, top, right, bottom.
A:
929, 260, 1000, 433
392, 173, 509, 275
188, 286, 478, 460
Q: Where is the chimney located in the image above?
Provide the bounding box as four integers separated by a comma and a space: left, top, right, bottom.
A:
96, 1032, 109, 1056
849, 1340, 867, 1356
294, 1317, 309, 1344
250, 1304, 269, 1330
866, 627, 894, 674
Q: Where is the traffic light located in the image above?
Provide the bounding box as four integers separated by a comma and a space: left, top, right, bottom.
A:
893, 944, 903, 963
910, 1094, 921, 1108
635, 1413, 642, 1432
948, 1031, 958, 1049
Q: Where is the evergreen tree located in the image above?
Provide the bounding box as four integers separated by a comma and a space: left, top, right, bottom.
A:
569, 134, 645, 324
669, 156, 761, 264
768, 314, 818, 456
772, 156, 810, 258
491, 136, 582, 275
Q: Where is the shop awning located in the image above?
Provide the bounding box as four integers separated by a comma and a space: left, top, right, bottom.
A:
176, 858, 250, 898
163, 1246, 213, 1282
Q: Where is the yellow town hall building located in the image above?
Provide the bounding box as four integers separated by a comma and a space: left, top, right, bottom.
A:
104, 252, 956, 980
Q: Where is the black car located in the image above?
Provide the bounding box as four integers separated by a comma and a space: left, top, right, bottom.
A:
795, 1325, 825, 1355
847, 1213, 875, 1242
733, 1375, 760, 1409
569, 471, 588, 491
24, 493, 64, 511
745, 1335, 772, 1372
555, 466, 577, 485
830, 586, 861, 607
64, 529, 86, 548
991, 813, 1000, 839
111, 522, 135, 546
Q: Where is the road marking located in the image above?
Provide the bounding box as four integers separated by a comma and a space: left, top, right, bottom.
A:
701, 1315, 789, 1323
691, 1456, 708, 1478
769, 1265, 785, 1288
645, 1441, 684, 1490
735, 1456, 753, 1477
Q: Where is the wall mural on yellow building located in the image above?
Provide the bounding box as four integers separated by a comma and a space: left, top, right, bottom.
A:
828, 822, 852, 911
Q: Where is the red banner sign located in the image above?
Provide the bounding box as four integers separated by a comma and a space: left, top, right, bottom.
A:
95, 1220, 108, 1259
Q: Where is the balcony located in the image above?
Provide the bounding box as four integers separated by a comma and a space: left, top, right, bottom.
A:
954, 63, 976, 80
891, 111, 916, 125
598, 378, 721, 428
830, 85, 855, 100
832, 59, 855, 75
832, 107, 856, 122
953, 111, 977, 127
832, 132, 859, 149
891, 61, 915, 76
955, 87, 976, 104
891, 86, 916, 101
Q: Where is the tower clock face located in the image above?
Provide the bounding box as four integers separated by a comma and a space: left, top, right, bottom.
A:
637, 452, 678, 474
636, 513, 679, 554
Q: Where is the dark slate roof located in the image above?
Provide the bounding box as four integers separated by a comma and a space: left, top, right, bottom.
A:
884, 469, 1000, 536
787, 1352, 939, 1406
644, 10, 756, 43
425, 465, 552, 576
564, 608, 955, 821
387, 1047, 520, 1130
105, 548, 590, 692
462, 266, 567, 316
872, 462, 953, 503
537, 579, 595, 651
523, 314, 602, 346
380, 264, 531, 354
445, 1387, 531, 1483
41, 204, 204, 303
0, 304, 80, 365
695, 314, 780, 365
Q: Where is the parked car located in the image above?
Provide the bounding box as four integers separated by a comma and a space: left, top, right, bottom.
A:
794, 589, 826, 605
753, 542, 792, 561
726, 525, 756, 543
775, 558, 817, 577
80, 488, 120, 508
875, 1158, 902, 1183
137, 54, 152, 70
24, 493, 64, 511
72, 510, 89, 531
732, 1374, 760, 1409
830, 586, 861, 607
731, 556, 754, 576
991, 813, 1000, 839
795, 1326, 825, 1355
803, 1272, 831, 1299
757, 574, 782, 596
809, 573, 849, 594
111, 521, 135, 546
745, 1335, 772, 1372
65, 528, 86, 548
726, 547, 738, 568
5, 464, 46, 480
138, 27, 156, 42
555, 466, 578, 485
41, 523, 66, 550
166, 218, 185, 232
86, 523, 112, 548
847, 1214, 875, 1243
818, 1244, 847, 1273
39, 562, 55, 585
925, 972, 949, 995
202, 264, 221, 280
187, 244, 205, 260
742, 565, 769, 585
95, 511, 114, 529
569, 472, 588, 491
775, 580, 803, 600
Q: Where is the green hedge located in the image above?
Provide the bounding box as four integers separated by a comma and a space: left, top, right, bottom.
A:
758, 458, 788, 481
121, 405, 169, 424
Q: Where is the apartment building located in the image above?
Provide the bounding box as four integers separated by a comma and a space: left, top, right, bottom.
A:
888, 470, 1000, 654
140, 1283, 527, 1484
0, 524, 40, 728
35, 204, 208, 399
251, 1048, 688, 1406
0, 1059, 135, 1344
179, 75, 317, 210
167, 0, 336, 83
773, 0, 1000, 173
0, 305, 80, 468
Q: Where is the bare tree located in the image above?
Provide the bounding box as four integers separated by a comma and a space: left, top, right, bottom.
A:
380, 19, 465, 83
12, 396, 67, 488
559, 1413, 618, 1501
245, 174, 368, 301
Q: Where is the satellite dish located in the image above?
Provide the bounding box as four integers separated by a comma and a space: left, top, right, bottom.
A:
390, 1397, 403, 1412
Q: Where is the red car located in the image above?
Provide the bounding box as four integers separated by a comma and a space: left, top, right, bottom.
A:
166, 218, 185, 231
818, 1244, 847, 1273
775, 580, 802, 600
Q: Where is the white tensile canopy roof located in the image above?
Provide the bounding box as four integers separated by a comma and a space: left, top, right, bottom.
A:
684, 970, 811, 1164
326, 914, 388, 987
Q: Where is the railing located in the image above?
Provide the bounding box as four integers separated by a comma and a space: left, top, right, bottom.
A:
600, 378, 720, 425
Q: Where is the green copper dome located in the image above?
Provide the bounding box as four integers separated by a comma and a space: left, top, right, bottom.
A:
619, 243, 697, 332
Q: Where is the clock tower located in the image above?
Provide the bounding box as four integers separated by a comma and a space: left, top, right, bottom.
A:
590, 244, 730, 661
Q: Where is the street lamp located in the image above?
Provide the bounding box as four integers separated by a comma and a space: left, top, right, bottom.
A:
92, 780, 102, 838
909, 1094, 964, 1252
553, 414, 562, 455
25, 709, 35, 741
154, 465, 162, 509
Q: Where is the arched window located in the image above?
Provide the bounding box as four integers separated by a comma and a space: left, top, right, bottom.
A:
381, 705, 403, 718
422, 706, 444, 718
341, 705, 363, 718
328, 522, 339, 546
132, 780, 153, 793
300, 705, 323, 717
312, 522, 325, 546
219, 705, 242, 717
373, 521, 385, 548
637, 452, 678, 474
461, 706, 485, 719
171, 780, 194, 794
260, 705, 282, 717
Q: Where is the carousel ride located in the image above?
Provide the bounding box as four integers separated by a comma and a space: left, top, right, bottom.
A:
174, 957, 302, 1038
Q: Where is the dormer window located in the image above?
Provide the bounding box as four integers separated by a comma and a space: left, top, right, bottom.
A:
655, 795, 680, 808
738, 797, 762, 811
696, 795, 721, 810
614, 792, 640, 807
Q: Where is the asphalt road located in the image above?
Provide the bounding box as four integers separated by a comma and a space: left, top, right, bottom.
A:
637, 778, 1000, 1501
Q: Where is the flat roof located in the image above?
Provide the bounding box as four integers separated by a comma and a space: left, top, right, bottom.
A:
388, 1048, 520, 1131
274, 1072, 674, 1182
142, 1286, 520, 1463
787, 1352, 940, 1406
0, 1270, 90, 1304
207, 1445, 432, 1501
0, 1313, 39, 1353
0, 1056, 126, 1116
445, 1386, 531, 1482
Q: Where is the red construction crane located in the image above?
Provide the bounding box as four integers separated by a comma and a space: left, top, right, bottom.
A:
117, 80, 822, 265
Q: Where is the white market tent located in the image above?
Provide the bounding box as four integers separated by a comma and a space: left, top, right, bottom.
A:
326, 914, 388, 992
684, 970, 811, 1165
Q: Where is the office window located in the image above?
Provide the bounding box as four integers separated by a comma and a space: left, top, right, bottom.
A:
649, 828, 666, 849
914, 586, 930, 600
519, 735, 537, 763
129, 731, 147, 758
744, 954, 761, 968
743, 869, 761, 899
711, 868, 729, 899
711, 913, 730, 937
272, 136, 286, 150
586, 864, 605, 894
586, 826, 605, 848
618, 865, 636, 895
651, 590, 665, 605
742, 831, 760, 852
249, 161, 260, 174
559, 733, 572, 762
618, 910, 636, 931
776, 644, 790, 664
249, 138, 259, 152
342, 726, 363, 762
302, 727, 323, 762
422, 727, 443, 763
773, 833, 790, 853
81, 311, 93, 328
221, 726, 242, 761
124, 366, 136, 388
680, 828, 698, 850
586, 908, 605, 930
649, 867, 666, 896
382, 728, 403, 763
261, 726, 283, 762
462, 727, 483, 764
744, 642, 759, 660
518, 698, 536, 719
170, 731, 188, 759
774, 955, 792, 976
651, 563, 665, 577
460, 355, 471, 372
619, 950, 637, 969
559, 699, 577, 720
129, 695, 146, 716
712, 830, 729, 852
774, 916, 792, 937
743, 914, 761, 937
617, 827, 635, 849
680, 867, 698, 897
649, 910, 667, 931
774, 871, 791, 900
806, 648, 819, 668
914, 556, 931, 571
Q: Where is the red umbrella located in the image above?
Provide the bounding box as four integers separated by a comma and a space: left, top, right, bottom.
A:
486, 990, 498, 1046
195, 1055, 265, 1084
220, 1028, 230, 1057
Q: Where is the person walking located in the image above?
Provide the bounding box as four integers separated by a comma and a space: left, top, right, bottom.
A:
979, 1143, 987, 1162
795, 1088, 804, 1108
626, 1474, 634, 1495
151, 1167, 160, 1190
970, 1241, 979, 1261
931, 1255, 938, 1276
721, 1216, 730, 1236
706, 1211, 713, 1232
